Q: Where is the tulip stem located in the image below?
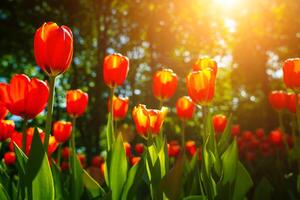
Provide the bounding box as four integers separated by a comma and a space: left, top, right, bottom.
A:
44, 75, 57, 150
181, 120, 186, 148
295, 92, 300, 134
57, 144, 62, 166
71, 117, 76, 154
107, 87, 115, 151
22, 118, 28, 153
278, 111, 285, 133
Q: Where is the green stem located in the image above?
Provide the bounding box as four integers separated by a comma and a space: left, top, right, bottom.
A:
202, 105, 208, 140
181, 120, 186, 148
22, 118, 28, 153
71, 117, 76, 154
44, 76, 56, 150
107, 87, 115, 151
57, 144, 62, 166
278, 111, 285, 133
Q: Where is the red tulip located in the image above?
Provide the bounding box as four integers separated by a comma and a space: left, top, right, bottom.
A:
231, 124, 240, 137
0, 120, 15, 141
47, 136, 59, 155
0, 103, 8, 120
103, 53, 129, 88
61, 161, 69, 171
168, 143, 181, 157
34, 22, 73, 76
193, 57, 218, 75
66, 89, 88, 118
3, 152, 16, 166
108, 96, 129, 120
132, 104, 168, 137
185, 140, 197, 156
268, 90, 288, 110
242, 131, 253, 141
186, 69, 215, 105
61, 147, 71, 160
53, 121, 72, 143
255, 128, 265, 139
287, 93, 300, 113
123, 142, 131, 157
212, 114, 227, 134
176, 96, 196, 120
134, 143, 144, 155
77, 154, 86, 167
91, 155, 104, 167
152, 68, 178, 101
0, 74, 49, 119
269, 130, 283, 145
283, 58, 300, 90
130, 156, 141, 166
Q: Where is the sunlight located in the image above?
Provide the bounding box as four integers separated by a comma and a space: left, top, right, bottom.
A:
215, 0, 238, 9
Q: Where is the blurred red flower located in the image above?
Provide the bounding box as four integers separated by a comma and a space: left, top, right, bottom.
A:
176, 96, 195, 120
4, 152, 16, 166
0, 120, 15, 141
268, 90, 288, 110
283, 58, 300, 90
66, 89, 88, 118
53, 121, 72, 143
212, 114, 227, 134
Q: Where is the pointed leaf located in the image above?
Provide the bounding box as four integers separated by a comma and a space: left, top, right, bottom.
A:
253, 177, 273, 200
221, 139, 238, 184
83, 169, 105, 198
232, 162, 253, 200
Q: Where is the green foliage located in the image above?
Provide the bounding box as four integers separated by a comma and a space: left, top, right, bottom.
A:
253, 178, 273, 200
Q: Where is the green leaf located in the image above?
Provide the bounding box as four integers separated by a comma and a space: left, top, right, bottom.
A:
232, 162, 253, 200
108, 134, 128, 200
218, 114, 232, 154
13, 143, 28, 174
0, 183, 10, 200
106, 112, 114, 151
83, 169, 105, 198
160, 153, 185, 200
25, 128, 55, 200
297, 174, 300, 194
50, 160, 63, 200
70, 148, 84, 200
182, 195, 207, 200
253, 177, 273, 200
221, 139, 238, 184
121, 156, 145, 200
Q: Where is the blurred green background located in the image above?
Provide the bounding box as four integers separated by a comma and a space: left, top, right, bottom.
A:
0, 0, 298, 156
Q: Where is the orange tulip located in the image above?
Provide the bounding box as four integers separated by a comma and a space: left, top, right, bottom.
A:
185, 140, 197, 156
3, 152, 16, 166
186, 69, 215, 105
130, 156, 141, 166
176, 96, 195, 120
103, 53, 129, 88
66, 89, 88, 118
283, 58, 300, 90
152, 68, 178, 101
268, 90, 287, 110
132, 104, 150, 137
53, 121, 72, 143
0, 74, 49, 119
34, 22, 73, 76
212, 114, 227, 134
108, 96, 129, 120
0, 120, 15, 141
193, 57, 218, 75
132, 104, 168, 137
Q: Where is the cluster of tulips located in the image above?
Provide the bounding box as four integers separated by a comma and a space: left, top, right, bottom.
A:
1, 20, 300, 200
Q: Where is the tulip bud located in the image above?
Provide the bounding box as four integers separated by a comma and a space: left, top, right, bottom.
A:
268, 90, 288, 110
66, 89, 88, 118
176, 96, 195, 120
53, 121, 72, 143
134, 143, 144, 155
0, 120, 15, 141
108, 96, 129, 120
212, 114, 227, 134
4, 152, 16, 165
193, 57, 218, 75
185, 140, 197, 156
283, 58, 300, 91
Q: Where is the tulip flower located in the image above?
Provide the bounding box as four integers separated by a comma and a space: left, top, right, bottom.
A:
132, 104, 168, 138
91, 155, 104, 168
0, 104, 8, 120
286, 93, 300, 113
186, 140, 197, 156
168, 143, 181, 157
66, 89, 89, 118
176, 96, 195, 120
269, 130, 283, 146
61, 161, 70, 171
53, 121, 72, 143
108, 96, 129, 120
193, 57, 218, 75
212, 114, 227, 134
231, 124, 240, 137
255, 128, 265, 139
130, 156, 141, 166
61, 147, 71, 160
283, 58, 300, 91
152, 68, 178, 102
242, 131, 253, 141
268, 90, 288, 110
186, 69, 215, 105
134, 143, 144, 155
123, 142, 131, 157
3, 152, 16, 166
103, 53, 129, 88
0, 120, 15, 141
34, 22, 73, 76
0, 75, 49, 119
